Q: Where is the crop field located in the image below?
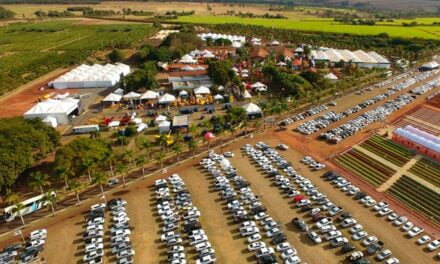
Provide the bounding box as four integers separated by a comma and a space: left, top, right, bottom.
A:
334, 148, 396, 187
359, 135, 414, 167
409, 157, 440, 188
0, 20, 154, 95
175, 15, 440, 39
386, 175, 440, 226
393, 106, 440, 135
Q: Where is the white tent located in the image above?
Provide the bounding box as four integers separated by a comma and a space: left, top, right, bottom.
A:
155, 115, 167, 123
203, 52, 216, 58
251, 82, 267, 92
242, 103, 262, 115
24, 98, 79, 125
295, 47, 304, 53
194, 86, 211, 94
140, 90, 159, 100
158, 120, 171, 134
271, 40, 280, 46
102, 93, 122, 102
179, 90, 189, 97
214, 94, 224, 101
243, 90, 252, 99
420, 61, 440, 70
42, 116, 57, 128
241, 73, 249, 78
324, 72, 338, 81
158, 93, 176, 104
217, 85, 225, 91
114, 88, 124, 95
123, 91, 141, 100
179, 54, 197, 64
276, 61, 287, 66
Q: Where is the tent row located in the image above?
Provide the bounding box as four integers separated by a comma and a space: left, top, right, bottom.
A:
198, 33, 246, 43
310, 48, 390, 69
24, 98, 80, 126
51, 63, 130, 89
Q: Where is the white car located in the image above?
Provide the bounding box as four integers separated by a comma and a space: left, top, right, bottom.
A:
417, 235, 431, 245
407, 227, 424, 237
308, 231, 322, 244
341, 218, 357, 228
376, 249, 392, 261
284, 255, 301, 264
387, 213, 399, 221
223, 152, 234, 157
275, 242, 292, 252
195, 242, 211, 252
281, 248, 297, 260
401, 221, 413, 231
324, 231, 342, 241
240, 226, 259, 237
349, 224, 363, 234
352, 231, 368, 241
248, 242, 266, 252
315, 218, 332, 229
277, 144, 289, 150
196, 254, 216, 264
362, 236, 378, 247
247, 233, 261, 243
254, 212, 269, 220
373, 202, 388, 211
385, 258, 399, 264
378, 207, 393, 216
427, 240, 440, 251
393, 216, 407, 226
29, 229, 47, 240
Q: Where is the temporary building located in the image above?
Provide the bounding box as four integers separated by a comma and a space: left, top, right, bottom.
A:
42, 116, 57, 128
393, 125, 440, 161
419, 61, 440, 71
243, 90, 252, 99
179, 55, 198, 64
295, 47, 304, 53
158, 93, 176, 104
194, 86, 211, 95
123, 91, 141, 100
155, 115, 167, 124
276, 61, 287, 66
140, 90, 159, 100
179, 90, 189, 97
24, 98, 79, 125
214, 94, 224, 101
271, 40, 280, 46
242, 103, 262, 118
172, 115, 189, 131
158, 120, 171, 134
51, 63, 130, 89
324, 72, 338, 82
102, 93, 122, 102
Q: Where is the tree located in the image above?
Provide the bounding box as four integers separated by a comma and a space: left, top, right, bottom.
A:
154, 152, 166, 169
68, 180, 83, 206
172, 143, 183, 162
115, 163, 128, 186
123, 149, 135, 168
92, 172, 109, 203
187, 140, 198, 157
136, 136, 153, 159
5, 192, 25, 226
0, 7, 15, 20
81, 158, 94, 183
13, 203, 26, 227
28, 171, 50, 194
108, 49, 125, 63
54, 166, 70, 189
42, 191, 56, 217
156, 134, 170, 152
136, 155, 147, 178
189, 124, 200, 138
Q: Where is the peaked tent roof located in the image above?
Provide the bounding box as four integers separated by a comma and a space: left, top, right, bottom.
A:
158, 93, 176, 104
213, 94, 224, 100
141, 90, 159, 100
103, 93, 122, 102
194, 86, 211, 94
421, 61, 440, 69
242, 103, 262, 114
123, 91, 141, 99
251, 82, 267, 88
243, 90, 252, 99
324, 72, 338, 80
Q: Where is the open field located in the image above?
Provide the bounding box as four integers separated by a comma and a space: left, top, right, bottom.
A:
175, 15, 440, 39
0, 20, 154, 95
0, 134, 438, 263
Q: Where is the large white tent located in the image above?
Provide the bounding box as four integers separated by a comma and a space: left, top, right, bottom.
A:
242, 103, 262, 116
51, 63, 130, 89
251, 82, 267, 92
123, 91, 141, 100
324, 72, 338, 82
243, 90, 252, 99
158, 93, 176, 104
24, 98, 79, 125
420, 61, 440, 71
140, 90, 159, 100
179, 54, 198, 64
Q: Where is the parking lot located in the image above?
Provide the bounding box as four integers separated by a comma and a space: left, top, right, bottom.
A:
1, 133, 437, 263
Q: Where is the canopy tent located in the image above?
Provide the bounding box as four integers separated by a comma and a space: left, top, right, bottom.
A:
271, 40, 280, 46
51, 63, 130, 89
251, 82, 267, 92
158, 93, 176, 104
155, 115, 167, 124
123, 91, 141, 100
243, 90, 252, 99
158, 120, 171, 134
324, 72, 338, 81
276, 61, 287, 66
179, 54, 197, 64
24, 98, 79, 125
242, 103, 262, 117
140, 90, 159, 100
241, 73, 249, 78
420, 61, 440, 71
194, 86, 211, 95
179, 90, 189, 97
213, 94, 224, 101
217, 85, 225, 91
203, 52, 216, 58
295, 47, 304, 53
102, 93, 122, 102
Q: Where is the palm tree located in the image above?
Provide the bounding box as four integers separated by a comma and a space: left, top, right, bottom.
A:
28, 171, 50, 194
141, 139, 153, 160
81, 158, 94, 183
115, 163, 128, 186
105, 152, 116, 177
136, 155, 147, 178
68, 180, 83, 206
174, 132, 184, 144
13, 203, 26, 227
123, 149, 134, 168
187, 140, 198, 158
42, 191, 56, 217
156, 134, 170, 152
5, 192, 25, 227
54, 166, 70, 189
154, 152, 166, 169
189, 124, 200, 138
172, 143, 183, 162
92, 172, 109, 203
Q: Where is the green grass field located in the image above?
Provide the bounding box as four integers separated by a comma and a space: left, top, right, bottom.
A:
175, 15, 440, 39
0, 20, 154, 95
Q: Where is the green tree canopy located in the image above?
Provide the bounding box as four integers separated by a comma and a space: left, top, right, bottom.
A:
108, 49, 125, 63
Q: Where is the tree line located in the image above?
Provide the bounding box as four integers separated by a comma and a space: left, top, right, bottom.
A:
0, 6, 14, 20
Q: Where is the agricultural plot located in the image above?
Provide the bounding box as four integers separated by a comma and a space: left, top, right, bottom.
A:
0, 20, 154, 95
359, 135, 414, 167
393, 118, 440, 135
386, 175, 440, 226
393, 106, 440, 135
409, 157, 440, 188
175, 15, 440, 39
334, 148, 396, 187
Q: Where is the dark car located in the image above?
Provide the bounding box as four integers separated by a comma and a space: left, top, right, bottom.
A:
354, 192, 367, 200
312, 214, 325, 222
292, 217, 308, 231
367, 241, 384, 255
300, 205, 313, 212
337, 212, 352, 222
250, 206, 267, 215
271, 233, 287, 245
341, 243, 356, 253
353, 258, 372, 264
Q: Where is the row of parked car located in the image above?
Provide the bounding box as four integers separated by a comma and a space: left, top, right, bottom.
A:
155, 174, 217, 264
411, 76, 440, 95
324, 171, 440, 255
108, 199, 134, 263
374, 72, 410, 88
320, 94, 416, 144
82, 204, 106, 264
201, 151, 300, 264
0, 229, 47, 264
